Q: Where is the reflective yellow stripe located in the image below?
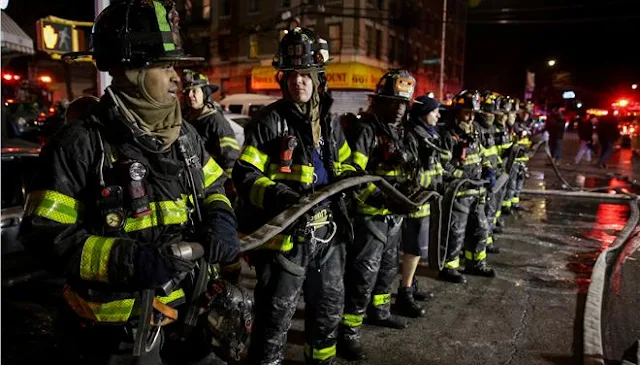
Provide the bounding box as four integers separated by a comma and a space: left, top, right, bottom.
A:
239, 145, 269, 172
374, 168, 401, 176
125, 199, 189, 232
341, 313, 364, 327
80, 236, 117, 282
304, 344, 336, 361
487, 236, 494, 245
465, 250, 487, 261
443, 258, 460, 269
219, 137, 240, 150
338, 142, 351, 162
224, 168, 233, 178
202, 157, 224, 188
335, 162, 356, 175
440, 151, 452, 161
356, 183, 391, 215
496, 209, 502, 218
64, 286, 185, 323
372, 293, 391, 307
153, 1, 176, 51
352, 151, 369, 169
463, 153, 482, 165
24, 190, 81, 224
204, 193, 232, 208
453, 169, 464, 178
408, 203, 430, 218
483, 145, 499, 157
257, 234, 294, 251
268, 164, 314, 184
512, 196, 520, 203
502, 200, 512, 208
250, 177, 276, 209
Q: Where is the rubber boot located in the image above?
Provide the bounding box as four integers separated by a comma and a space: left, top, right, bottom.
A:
395, 286, 425, 318
411, 277, 434, 301
337, 327, 366, 361
464, 261, 496, 277
438, 268, 467, 284
486, 244, 501, 254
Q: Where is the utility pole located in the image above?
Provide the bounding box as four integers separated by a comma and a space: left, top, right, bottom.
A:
439, 0, 447, 101
95, 0, 111, 97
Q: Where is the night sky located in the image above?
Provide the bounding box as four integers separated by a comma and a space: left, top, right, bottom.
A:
464, 0, 640, 108
5, 0, 639, 108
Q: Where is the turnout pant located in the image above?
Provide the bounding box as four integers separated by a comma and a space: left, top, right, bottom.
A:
248, 224, 345, 365
485, 183, 507, 245
341, 214, 403, 338
503, 162, 525, 212
443, 194, 490, 270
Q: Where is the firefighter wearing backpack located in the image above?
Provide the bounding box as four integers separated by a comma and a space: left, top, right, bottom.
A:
232, 27, 357, 365
19, 1, 239, 363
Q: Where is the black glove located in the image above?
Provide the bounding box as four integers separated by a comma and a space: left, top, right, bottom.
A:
281, 189, 302, 207
132, 243, 195, 289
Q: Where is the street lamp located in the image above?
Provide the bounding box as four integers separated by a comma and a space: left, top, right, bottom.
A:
633, 84, 638, 90
547, 59, 557, 67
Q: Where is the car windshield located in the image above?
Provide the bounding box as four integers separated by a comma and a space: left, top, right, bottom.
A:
1, 154, 39, 208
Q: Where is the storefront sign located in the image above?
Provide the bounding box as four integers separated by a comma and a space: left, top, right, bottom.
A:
251, 63, 385, 90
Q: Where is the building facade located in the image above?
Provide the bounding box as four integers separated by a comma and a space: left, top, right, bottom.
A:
178, 0, 466, 114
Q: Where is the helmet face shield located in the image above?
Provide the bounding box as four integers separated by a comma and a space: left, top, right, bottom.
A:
454, 90, 481, 112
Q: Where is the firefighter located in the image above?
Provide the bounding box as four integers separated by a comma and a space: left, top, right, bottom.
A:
19, 1, 239, 364
475, 91, 504, 254
181, 69, 240, 178
232, 27, 357, 365
439, 90, 496, 284
395, 94, 444, 318
493, 96, 516, 232
504, 102, 532, 214
338, 70, 418, 361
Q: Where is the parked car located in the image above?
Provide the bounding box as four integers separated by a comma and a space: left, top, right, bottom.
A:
1, 141, 46, 286
224, 112, 251, 147
218, 93, 278, 118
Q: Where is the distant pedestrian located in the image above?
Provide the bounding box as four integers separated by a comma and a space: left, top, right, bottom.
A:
574, 114, 596, 164
545, 104, 565, 163
596, 115, 620, 168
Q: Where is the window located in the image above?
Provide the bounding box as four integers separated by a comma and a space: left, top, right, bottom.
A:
388, 36, 396, 62
375, 29, 382, 59
249, 34, 259, 58
202, 0, 210, 19
218, 36, 231, 61
328, 24, 342, 55
366, 26, 374, 57
248, 0, 259, 13
221, 0, 231, 17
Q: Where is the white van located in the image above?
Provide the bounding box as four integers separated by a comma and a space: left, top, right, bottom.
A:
218, 93, 279, 118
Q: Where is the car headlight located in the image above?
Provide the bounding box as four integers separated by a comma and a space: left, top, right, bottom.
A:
16, 117, 26, 126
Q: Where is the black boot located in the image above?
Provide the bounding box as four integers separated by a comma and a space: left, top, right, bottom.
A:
411, 277, 434, 301
337, 329, 366, 361
464, 261, 496, 277
395, 286, 425, 318
486, 244, 501, 254
493, 225, 503, 234
438, 268, 467, 284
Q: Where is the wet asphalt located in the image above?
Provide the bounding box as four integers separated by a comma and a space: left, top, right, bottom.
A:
2, 132, 639, 365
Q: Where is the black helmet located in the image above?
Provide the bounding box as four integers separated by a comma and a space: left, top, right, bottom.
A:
65, 0, 203, 71
272, 27, 329, 72
480, 91, 500, 114
182, 69, 219, 93
499, 96, 515, 113
453, 90, 481, 111
370, 69, 416, 102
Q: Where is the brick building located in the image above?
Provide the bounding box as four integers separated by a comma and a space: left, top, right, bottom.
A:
177, 0, 466, 114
